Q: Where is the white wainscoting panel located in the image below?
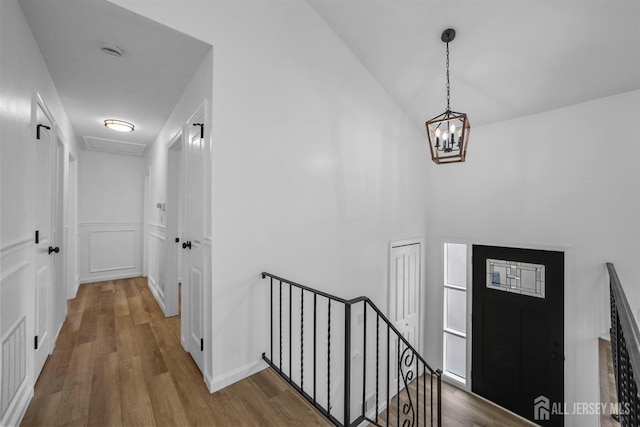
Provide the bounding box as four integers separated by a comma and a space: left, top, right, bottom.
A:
79, 222, 142, 283
0, 238, 32, 427
148, 224, 167, 314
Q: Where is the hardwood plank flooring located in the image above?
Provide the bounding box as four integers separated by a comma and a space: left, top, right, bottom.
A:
370, 373, 532, 427
599, 338, 621, 427
23, 276, 547, 426
21, 277, 331, 427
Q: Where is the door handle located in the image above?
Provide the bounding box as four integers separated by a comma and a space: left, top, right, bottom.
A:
182, 241, 192, 250
551, 351, 564, 362
48, 246, 60, 254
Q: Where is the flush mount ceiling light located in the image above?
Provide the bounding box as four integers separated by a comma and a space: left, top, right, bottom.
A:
426, 28, 471, 164
104, 119, 134, 132
100, 42, 123, 58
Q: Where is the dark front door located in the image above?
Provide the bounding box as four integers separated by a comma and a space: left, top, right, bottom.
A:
472, 245, 564, 426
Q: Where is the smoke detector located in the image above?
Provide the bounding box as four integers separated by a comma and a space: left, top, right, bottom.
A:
101, 42, 123, 58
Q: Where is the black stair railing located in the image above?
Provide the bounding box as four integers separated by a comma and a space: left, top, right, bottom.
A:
607, 263, 640, 426
261, 272, 442, 427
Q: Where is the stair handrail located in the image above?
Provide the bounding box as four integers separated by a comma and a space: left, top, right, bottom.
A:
262, 271, 442, 427
607, 262, 640, 424
262, 272, 438, 374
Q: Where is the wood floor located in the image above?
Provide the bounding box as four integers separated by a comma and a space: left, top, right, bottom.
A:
599, 338, 621, 427
22, 276, 545, 426
21, 277, 331, 427
371, 373, 532, 427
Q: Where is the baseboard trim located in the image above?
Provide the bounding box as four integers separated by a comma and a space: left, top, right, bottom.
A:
210, 359, 268, 393
147, 279, 166, 314
79, 271, 141, 284
1, 376, 32, 427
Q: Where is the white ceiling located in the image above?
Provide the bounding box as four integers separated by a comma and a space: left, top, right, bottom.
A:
18, 0, 640, 153
308, 0, 640, 128
19, 0, 211, 155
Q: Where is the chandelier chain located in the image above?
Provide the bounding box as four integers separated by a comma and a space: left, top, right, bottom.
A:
446, 41, 450, 111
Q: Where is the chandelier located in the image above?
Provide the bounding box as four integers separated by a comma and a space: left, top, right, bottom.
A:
426, 29, 470, 164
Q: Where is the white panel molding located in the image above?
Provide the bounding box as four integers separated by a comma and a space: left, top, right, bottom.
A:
0, 375, 32, 427
148, 223, 166, 231
0, 262, 30, 283
79, 221, 142, 227
0, 237, 32, 257
79, 221, 142, 283
88, 229, 136, 273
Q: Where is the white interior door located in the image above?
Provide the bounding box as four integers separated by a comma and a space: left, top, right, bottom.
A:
52, 134, 66, 336
389, 242, 421, 392
33, 102, 54, 380
183, 116, 205, 373
164, 132, 184, 317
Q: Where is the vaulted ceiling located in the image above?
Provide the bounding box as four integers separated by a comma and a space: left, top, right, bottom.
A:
308, 0, 640, 128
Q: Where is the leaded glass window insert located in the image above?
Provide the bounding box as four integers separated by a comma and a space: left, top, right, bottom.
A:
486, 258, 545, 299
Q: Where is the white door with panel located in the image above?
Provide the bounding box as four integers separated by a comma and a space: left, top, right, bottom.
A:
389, 242, 421, 392
52, 133, 66, 334
33, 101, 55, 380
182, 117, 205, 374
165, 132, 184, 317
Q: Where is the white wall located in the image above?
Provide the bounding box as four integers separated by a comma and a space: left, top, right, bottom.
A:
111, 0, 431, 392
0, 0, 80, 424
423, 90, 640, 427
78, 150, 145, 283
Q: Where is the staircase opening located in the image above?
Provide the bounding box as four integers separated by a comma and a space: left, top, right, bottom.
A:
261, 272, 443, 427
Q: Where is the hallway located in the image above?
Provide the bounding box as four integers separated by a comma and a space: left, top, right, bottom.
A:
21, 277, 330, 426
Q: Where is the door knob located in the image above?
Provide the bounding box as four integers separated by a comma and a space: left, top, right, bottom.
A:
182, 241, 192, 250
48, 246, 60, 254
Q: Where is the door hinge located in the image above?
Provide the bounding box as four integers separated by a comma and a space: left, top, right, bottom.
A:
34, 335, 38, 350
193, 123, 204, 139
200, 338, 204, 351
36, 124, 50, 140
35, 230, 39, 244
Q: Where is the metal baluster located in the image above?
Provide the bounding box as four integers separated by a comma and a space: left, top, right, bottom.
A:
386, 324, 390, 427
397, 338, 400, 427
289, 283, 292, 381
362, 304, 367, 418
416, 355, 419, 426
423, 363, 426, 427
328, 299, 331, 414
301, 289, 304, 391
345, 303, 351, 426
279, 280, 283, 370
430, 369, 433, 426
314, 293, 317, 403
437, 370, 442, 427
270, 278, 273, 363
376, 315, 379, 423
